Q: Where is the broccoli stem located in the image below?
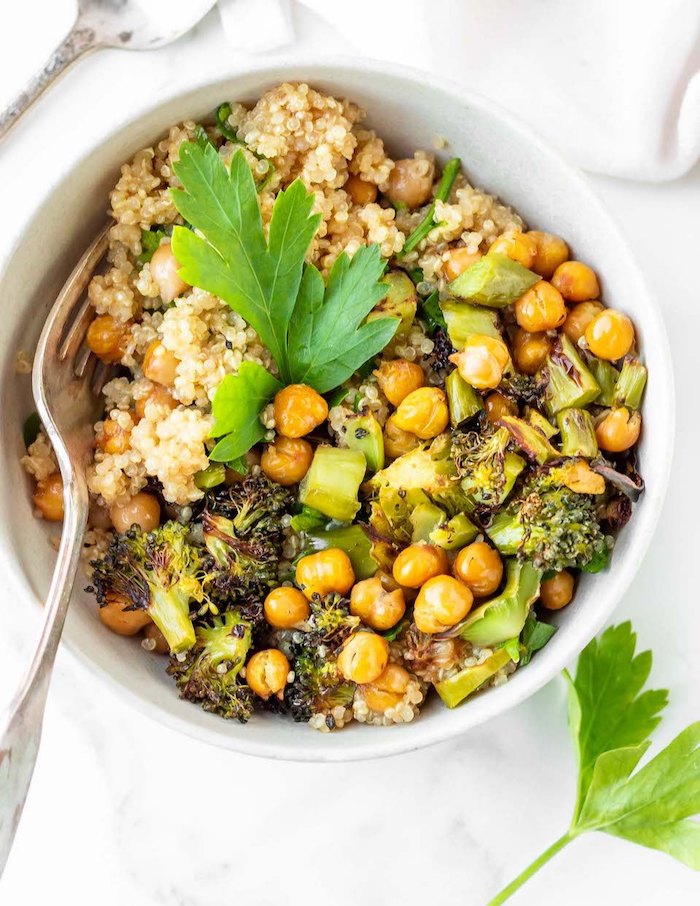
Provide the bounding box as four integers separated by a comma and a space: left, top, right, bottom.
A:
399, 157, 461, 256
299, 446, 366, 521
614, 358, 647, 409
448, 254, 539, 308
446, 369, 484, 427
556, 408, 598, 458
587, 356, 619, 406
541, 336, 601, 416
440, 299, 502, 349
149, 585, 196, 655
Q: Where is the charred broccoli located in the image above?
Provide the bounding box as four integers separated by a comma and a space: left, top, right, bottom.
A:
90, 521, 203, 654
167, 611, 254, 721
451, 425, 526, 509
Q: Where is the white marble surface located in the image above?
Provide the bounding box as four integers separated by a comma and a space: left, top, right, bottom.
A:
0, 3, 699, 904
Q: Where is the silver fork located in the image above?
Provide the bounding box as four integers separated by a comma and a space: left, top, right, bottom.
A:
0, 226, 111, 876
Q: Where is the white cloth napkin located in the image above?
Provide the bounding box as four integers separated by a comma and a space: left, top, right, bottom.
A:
217, 0, 700, 181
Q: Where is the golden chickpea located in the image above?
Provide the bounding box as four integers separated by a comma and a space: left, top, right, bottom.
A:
361, 663, 412, 713
444, 247, 483, 281
143, 622, 170, 654
595, 408, 641, 453
514, 281, 567, 333
560, 460, 606, 495
350, 576, 406, 631
261, 436, 313, 486
345, 174, 378, 205
246, 649, 290, 701
384, 416, 420, 459
86, 315, 130, 364
150, 241, 189, 303
264, 586, 311, 629
552, 261, 600, 302
484, 391, 518, 424
563, 301, 604, 344
96, 418, 131, 455
453, 542, 503, 597
374, 359, 425, 407
109, 491, 161, 534
449, 335, 510, 390
338, 632, 389, 685
142, 341, 179, 387
296, 548, 355, 600
488, 230, 538, 269
134, 384, 177, 420
33, 472, 64, 521
392, 387, 449, 439
414, 575, 474, 634
513, 329, 552, 375
540, 570, 575, 611
98, 591, 151, 636
528, 231, 570, 278
584, 309, 635, 361
274, 384, 329, 439
385, 157, 435, 209
392, 543, 449, 589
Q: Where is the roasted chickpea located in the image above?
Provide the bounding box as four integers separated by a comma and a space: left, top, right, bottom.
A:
264, 586, 311, 629
514, 281, 567, 333
150, 241, 189, 303
345, 174, 378, 205
552, 261, 600, 302
296, 548, 355, 600
392, 543, 449, 589
109, 491, 161, 533
246, 649, 290, 701
528, 231, 569, 278
584, 309, 635, 361
414, 575, 474, 634
488, 230, 538, 269
350, 576, 406, 631
338, 632, 389, 685
143, 622, 170, 654
361, 663, 412, 714
444, 247, 483, 281
86, 315, 130, 364
374, 359, 425, 407
134, 384, 177, 420
383, 415, 420, 459
595, 407, 641, 452
384, 157, 435, 209
98, 591, 151, 636
261, 436, 313, 486
274, 384, 329, 438
484, 391, 518, 424
453, 542, 503, 597
96, 417, 131, 455
33, 472, 64, 521
142, 341, 179, 387
513, 329, 552, 375
563, 301, 604, 344
560, 460, 605, 495
540, 570, 575, 611
392, 387, 449, 439
449, 335, 510, 390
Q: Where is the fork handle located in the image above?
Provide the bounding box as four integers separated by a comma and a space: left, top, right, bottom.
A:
0, 474, 88, 876
0, 18, 99, 142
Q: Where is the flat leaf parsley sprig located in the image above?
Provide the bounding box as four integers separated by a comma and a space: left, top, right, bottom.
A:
488, 622, 700, 904
169, 141, 399, 461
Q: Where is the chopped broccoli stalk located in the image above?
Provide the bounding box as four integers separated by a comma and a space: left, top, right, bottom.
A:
435, 648, 513, 708
498, 415, 560, 465
400, 157, 461, 256
410, 501, 446, 543
429, 512, 479, 550
445, 369, 484, 427
304, 525, 378, 580
440, 299, 502, 349
366, 271, 417, 336
587, 355, 619, 406
194, 463, 226, 489
540, 335, 601, 416
300, 446, 366, 521
344, 413, 385, 472
451, 427, 526, 509
448, 254, 540, 308
614, 358, 647, 409
524, 406, 558, 439
459, 559, 542, 647
556, 408, 599, 458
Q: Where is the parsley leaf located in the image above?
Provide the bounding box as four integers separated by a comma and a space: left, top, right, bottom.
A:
139, 228, 168, 264
208, 361, 281, 462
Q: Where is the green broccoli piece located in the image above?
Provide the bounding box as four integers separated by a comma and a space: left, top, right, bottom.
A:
450, 426, 526, 509
90, 522, 203, 654
167, 612, 254, 721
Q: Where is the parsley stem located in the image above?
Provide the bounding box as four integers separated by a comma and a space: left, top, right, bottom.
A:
399, 157, 461, 257
486, 832, 574, 905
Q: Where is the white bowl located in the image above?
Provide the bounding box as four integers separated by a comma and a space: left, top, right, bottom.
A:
0, 58, 674, 761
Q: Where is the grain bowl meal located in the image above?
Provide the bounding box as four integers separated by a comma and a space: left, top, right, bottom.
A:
20, 83, 646, 732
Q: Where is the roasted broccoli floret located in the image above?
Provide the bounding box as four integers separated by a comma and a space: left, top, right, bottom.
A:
167, 611, 254, 721
450, 425, 526, 509
90, 521, 203, 654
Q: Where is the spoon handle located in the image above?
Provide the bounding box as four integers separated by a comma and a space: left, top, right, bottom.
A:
0, 20, 98, 142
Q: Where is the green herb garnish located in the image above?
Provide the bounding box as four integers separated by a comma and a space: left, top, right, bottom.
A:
399, 157, 461, 257
208, 362, 281, 463
139, 228, 168, 264
419, 289, 447, 334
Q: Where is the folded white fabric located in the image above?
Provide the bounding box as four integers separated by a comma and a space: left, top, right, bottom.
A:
218, 0, 700, 181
